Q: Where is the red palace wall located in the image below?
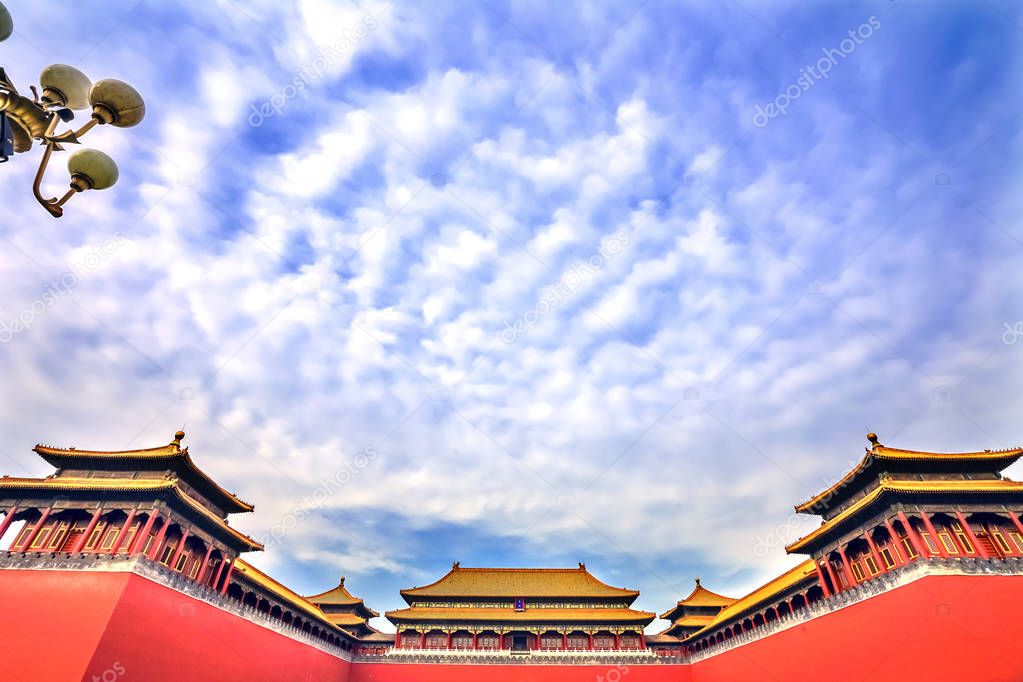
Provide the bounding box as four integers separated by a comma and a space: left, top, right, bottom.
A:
1, 569, 1021, 682
689, 574, 1023, 682
351, 663, 689, 682
0, 569, 352, 682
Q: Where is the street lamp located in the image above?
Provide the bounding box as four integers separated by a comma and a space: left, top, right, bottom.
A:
0, 1, 145, 217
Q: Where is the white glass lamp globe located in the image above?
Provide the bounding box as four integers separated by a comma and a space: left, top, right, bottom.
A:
89, 79, 146, 127
67, 149, 119, 190
40, 64, 93, 110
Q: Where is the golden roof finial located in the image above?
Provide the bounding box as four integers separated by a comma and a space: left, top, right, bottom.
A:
867, 432, 880, 448
695, 576, 701, 586
172, 430, 186, 446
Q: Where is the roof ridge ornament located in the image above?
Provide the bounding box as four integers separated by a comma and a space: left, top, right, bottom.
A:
866, 432, 881, 449
172, 429, 185, 448
695, 577, 701, 586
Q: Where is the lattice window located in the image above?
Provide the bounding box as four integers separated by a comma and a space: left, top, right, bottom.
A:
938, 532, 958, 555
1010, 532, 1023, 553
951, 522, 975, 554
47, 523, 69, 549
992, 529, 1013, 554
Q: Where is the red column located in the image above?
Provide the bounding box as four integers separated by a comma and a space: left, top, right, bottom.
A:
471, 632, 477, 649
823, 557, 841, 593
110, 509, 137, 554
168, 529, 189, 571
421, 632, 427, 649
395, 631, 402, 649
22, 507, 53, 551
197, 544, 215, 582
147, 516, 172, 560
837, 545, 857, 586
883, 518, 907, 566
1009, 511, 1023, 536
0, 504, 19, 546
897, 511, 928, 558
614, 633, 621, 650
71, 507, 103, 553
562, 632, 568, 650
588, 633, 594, 650
220, 557, 236, 595
212, 557, 227, 590
446, 631, 452, 649
814, 558, 832, 597
129, 511, 158, 555
864, 532, 889, 573
640, 632, 647, 649
955, 511, 989, 559
921, 513, 949, 558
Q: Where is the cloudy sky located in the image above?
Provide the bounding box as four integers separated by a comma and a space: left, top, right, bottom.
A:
1, 0, 1020, 631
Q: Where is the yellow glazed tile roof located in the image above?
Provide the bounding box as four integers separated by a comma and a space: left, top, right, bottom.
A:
34, 436, 255, 513
795, 444, 1023, 513
659, 579, 736, 619
671, 614, 715, 628
690, 560, 817, 638
401, 564, 639, 600
787, 478, 1023, 552
234, 559, 345, 628
0, 476, 262, 549
305, 577, 379, 618
323, 613, 370, 627
386, 606, 656, 623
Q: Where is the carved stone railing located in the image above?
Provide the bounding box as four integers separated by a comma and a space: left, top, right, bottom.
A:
685, 557, 1023, 662
0, 551, 354, 661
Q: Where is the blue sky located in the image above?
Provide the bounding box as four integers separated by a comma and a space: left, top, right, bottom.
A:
0, 0, 1021, 632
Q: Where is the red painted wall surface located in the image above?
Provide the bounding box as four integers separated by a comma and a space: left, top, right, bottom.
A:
0, 569, 129, 682
690, 574, 1023, 682
0, 569, 352, 682
1, 570, 1021, 682
351, 662, 688, 682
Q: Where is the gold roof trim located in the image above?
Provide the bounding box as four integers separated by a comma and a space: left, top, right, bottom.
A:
659, 579, 736, 619
385, 606, 656, 623
0, 476, 262, 550
401, 564, 639, 600
795, 443, 1023, 513
671, 614, 715, 627
234, 559, 346, 629
786, 478, 1023, 553
689, 560, 817, 639
305, 577, 380, 618
34, 435, 255, 513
